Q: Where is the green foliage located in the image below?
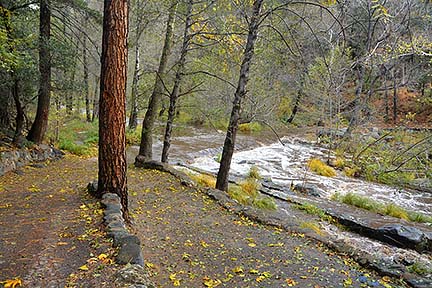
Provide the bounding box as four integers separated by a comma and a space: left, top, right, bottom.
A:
126, 129, 141, 146
307, 158, 337, 177
332, 192, 432, 224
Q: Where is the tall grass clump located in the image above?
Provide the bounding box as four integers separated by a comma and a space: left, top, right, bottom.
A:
189, 173, 216, 188
307, 158, 337, 177
332, 192, 432, 224
228, 178, 276, 211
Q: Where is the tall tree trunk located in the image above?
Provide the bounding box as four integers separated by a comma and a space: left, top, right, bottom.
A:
27, 0, 51, 144
97, 0, 129, 221
128, 40, 140, 130
137, 0, 177, 161
161, 0, 192, 163
216, 0, 264, 191
92, 76, 100, 122
83, 16, 91, 122
384, 72, 389, 122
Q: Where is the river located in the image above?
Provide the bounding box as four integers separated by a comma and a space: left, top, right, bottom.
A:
129, 126, 432, 216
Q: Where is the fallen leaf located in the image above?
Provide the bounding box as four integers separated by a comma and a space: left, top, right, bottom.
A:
2, 278, 22, 288
79, 264, 89, 271
285, 278, 297, 286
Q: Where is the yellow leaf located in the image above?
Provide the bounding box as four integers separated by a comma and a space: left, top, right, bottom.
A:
232, 266, 244, 273
3, 278, 22, 288
79, 264, 89, 271
200, 240, 209, 248
97, 253, 108, 261
146, 262, 155, 269
285, 278, 297, 286
203, 276, 222, 287
248, 243, 257, 247
249, 269, 259, 274
169, 273, 177, 281
173, 279, 181, 286
381, 276, 391, 282
256, 275, 265, 282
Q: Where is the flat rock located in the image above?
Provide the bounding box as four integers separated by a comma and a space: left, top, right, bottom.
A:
116, 235, 144, 266
114, 264, 155, 288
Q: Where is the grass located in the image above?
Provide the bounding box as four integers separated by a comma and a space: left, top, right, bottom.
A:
407, 261, 432, 276
189, 173, 216, 188
294, 202, 334, 223
332, 192, 432, 224
300, 221, 325, 236
248, 166, 261, 180
228, 178, 277, 211
47, 117, 99, 156
307, 158, 337, 177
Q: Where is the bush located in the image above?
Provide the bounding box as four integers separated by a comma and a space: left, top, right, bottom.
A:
228, 181, 277, 211
307, 158, 337, 177
190, 173, 216, 188
126, 129, 141, 146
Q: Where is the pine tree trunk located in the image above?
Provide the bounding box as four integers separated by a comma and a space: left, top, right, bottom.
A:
97, 0, 129, 221
27, 0, 51, 144
12, 77, 24, 143
137, 1, 177, 161
161, 0, 191, 163
216, 0, 264, 191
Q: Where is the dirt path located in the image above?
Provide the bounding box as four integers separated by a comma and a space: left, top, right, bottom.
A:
0, 155, 118, 287
0, 154, 407, 287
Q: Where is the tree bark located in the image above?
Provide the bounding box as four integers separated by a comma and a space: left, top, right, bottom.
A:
137, 0, 177, 161
12, 77, 24, 143
161, 0, 191, 163
97, 0, 129, 222
216, 0, 264, 191
27, 0, 51, 144
393, 69, 398, 124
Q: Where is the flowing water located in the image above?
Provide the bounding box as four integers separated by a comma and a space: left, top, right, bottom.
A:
129, 126, 432, 216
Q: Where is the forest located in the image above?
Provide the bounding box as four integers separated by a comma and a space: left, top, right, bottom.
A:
0, 0, 432, 287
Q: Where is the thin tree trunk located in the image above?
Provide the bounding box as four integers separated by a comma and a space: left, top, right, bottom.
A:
393, 69, 398, 124
97, 0, 129, 221
161, 0, 192, 163
27, 0, 51, 144
92, 76, 100, 122
384, 72, 389, 122
286, 72, 305, 124
137, 0, 177, 161
216, 0, 264, 191
83, 16, 91, 122
128, 41, 140, 129
344, 65, 365, 137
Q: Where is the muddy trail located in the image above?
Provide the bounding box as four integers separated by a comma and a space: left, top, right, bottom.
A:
0, 151, 410, 287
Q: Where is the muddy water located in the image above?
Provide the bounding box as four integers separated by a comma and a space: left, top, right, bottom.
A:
128, 126, 432, 216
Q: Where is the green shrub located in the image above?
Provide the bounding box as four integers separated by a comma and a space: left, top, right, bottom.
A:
126, 129, 141, 145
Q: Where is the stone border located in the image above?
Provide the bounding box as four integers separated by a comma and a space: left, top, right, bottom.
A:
88, 182, 155, 288
138, 161, 432, 288
0, 144, 64, 176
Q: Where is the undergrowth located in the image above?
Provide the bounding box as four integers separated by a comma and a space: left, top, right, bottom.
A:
308, 158, 336, 177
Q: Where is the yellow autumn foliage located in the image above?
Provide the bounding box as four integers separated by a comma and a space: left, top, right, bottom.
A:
307, 158, 337, 177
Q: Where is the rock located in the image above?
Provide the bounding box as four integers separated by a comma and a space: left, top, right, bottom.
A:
293, 183, 323, 197
116, 235, 144, 266
114, 264, 155, 288
87, 181, 98, 196
104, 212, 123, 223
107, 220, 127, 230
377, 224, 430, 252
